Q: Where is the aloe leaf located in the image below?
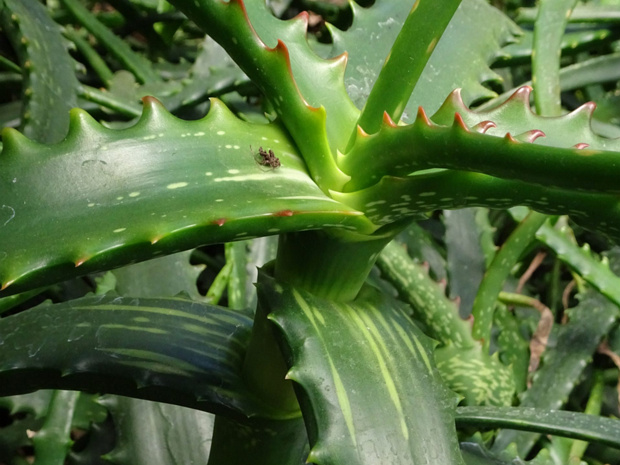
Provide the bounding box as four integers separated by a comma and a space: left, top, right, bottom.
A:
63, 27, 114, 86
435, 344, 515, 407
261, 274, 465, 465
461, 442, 554, 465
432, 86, 620, 151
531, 0, 579, 116
241, 1, 359, 152
330, 0, 520, 119
0, 98, 373, 297
112, 251, 204, 301
99, 396, 215, 465
160, 37, 248, 114
0, 294, 291, 419
31, 390, 80, 465
510, 209, 620, 308
59, 0, 160, 84
494, 306, 530, 393
444, 209, 486, 318
333, 168, 620, 245
471, 211, 547, 352
497, 29, 613, 66
377, 240, 472, 347
492, 292, 619, 456
340, 89, 620, 192
517, 4, 620, 23
168, 0, 352, 191
105, 243, 217, 464
0, 0, 79, 143
377, 238, 514, 406
206, 415, 308, 465
353, 0, 461, 135
457, 406, 620, 450
225, 241, 250, 311
396, 221, 447, 280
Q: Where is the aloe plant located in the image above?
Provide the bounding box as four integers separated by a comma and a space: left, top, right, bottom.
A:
2, 0, 620, 463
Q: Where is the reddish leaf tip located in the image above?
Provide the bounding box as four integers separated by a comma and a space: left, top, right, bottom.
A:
574, 143, 590, 149
214, 218, 227, 226
75, 257, 88, 267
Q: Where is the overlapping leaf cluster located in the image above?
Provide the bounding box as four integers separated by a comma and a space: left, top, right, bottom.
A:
2, 0, 620, 464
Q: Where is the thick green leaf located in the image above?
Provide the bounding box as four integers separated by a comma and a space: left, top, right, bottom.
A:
353, 0, 461, 135
168, 0, 352, 191
60, 0, 160, 84
31, 390, 79, 465
260, 274, 465, 465
329, 0, 520, 118
435, 345, 514, 407
444, 209, 486, 318
432, 85, 620, 151
457, 406, 620, 450
206, 415, 308, 465
0, 98, 372, 297
0, 294, 289, 419
0, 0, 79, 143
113, 251, 204, 300
377, 240, 472, 347
100, 396, 215, 465
492, 292, 619, 456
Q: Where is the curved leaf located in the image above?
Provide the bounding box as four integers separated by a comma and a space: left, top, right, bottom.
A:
0, 294, 292, 419
329, 0, 520, 119
261, 274, 465, 465
457, 406, 620, 450
0, 0, 79, 143
492, 292, 619, 456
0, 98, 373, 297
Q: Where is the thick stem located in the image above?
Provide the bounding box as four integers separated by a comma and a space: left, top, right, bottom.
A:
274, 230, 393, 302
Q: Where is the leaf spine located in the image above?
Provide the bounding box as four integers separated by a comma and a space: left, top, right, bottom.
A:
382, 111, 398, 128
452, 113, 469, 132
504, 133, 518, 143
415, 107, 432, 127
473, 120, 496, 133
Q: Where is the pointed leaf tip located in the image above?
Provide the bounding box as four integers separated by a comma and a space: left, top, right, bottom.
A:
574, 143, 590, 149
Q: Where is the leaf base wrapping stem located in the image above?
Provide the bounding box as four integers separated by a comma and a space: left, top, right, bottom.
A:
274, 230, 394, 302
